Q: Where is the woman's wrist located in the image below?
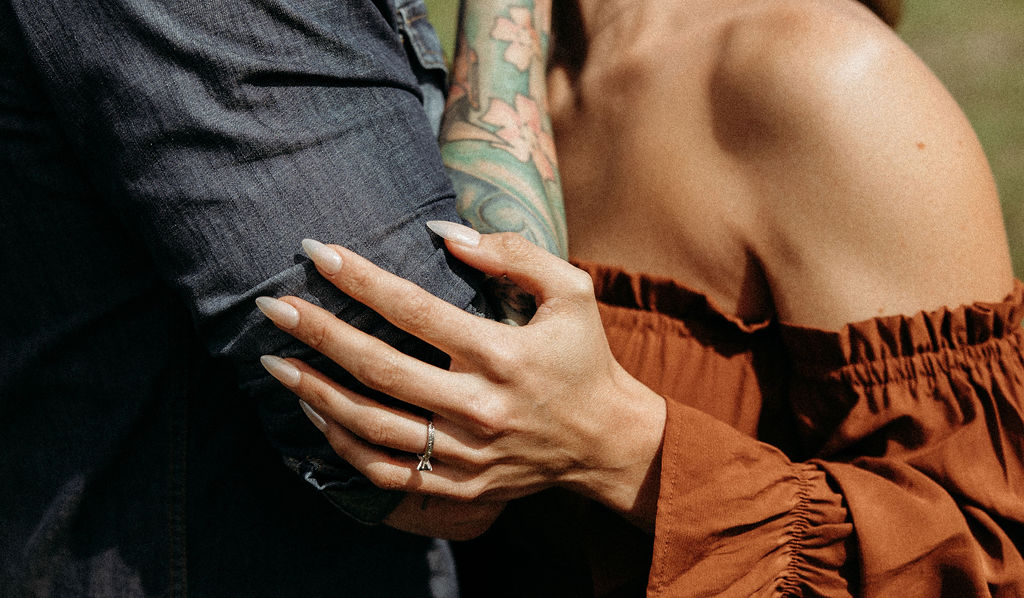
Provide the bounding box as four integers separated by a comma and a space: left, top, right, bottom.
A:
561, 366, 667, 531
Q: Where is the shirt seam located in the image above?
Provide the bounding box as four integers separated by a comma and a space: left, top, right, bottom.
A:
647, 395, 681, 596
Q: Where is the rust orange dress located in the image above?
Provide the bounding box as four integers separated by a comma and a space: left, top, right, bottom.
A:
577, 261, 1024, 597
454, 262, 1024, 597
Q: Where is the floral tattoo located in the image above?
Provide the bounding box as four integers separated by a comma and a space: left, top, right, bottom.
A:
492, 7, 543, 72
441, 0, 566, 258
439, 0, 566, 324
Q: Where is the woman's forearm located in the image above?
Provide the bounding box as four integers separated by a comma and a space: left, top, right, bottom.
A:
441, 0, 567, 293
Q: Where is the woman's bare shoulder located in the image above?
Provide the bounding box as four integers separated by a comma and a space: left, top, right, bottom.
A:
708, 0, 909, 147
705, 0, 1014, 329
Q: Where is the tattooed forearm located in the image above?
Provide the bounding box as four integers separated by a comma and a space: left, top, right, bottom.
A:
447, 169, 548, 325
447, 169, 555, 250
442, 0, 566, 252
441, 0, 566, 322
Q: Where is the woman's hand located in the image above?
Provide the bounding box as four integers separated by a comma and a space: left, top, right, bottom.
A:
256, 222, 666, 529
382, 493, 506, 541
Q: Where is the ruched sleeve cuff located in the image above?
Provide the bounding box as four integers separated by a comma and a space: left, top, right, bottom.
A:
648, 282, 1024, 597
648, 400, 853, 597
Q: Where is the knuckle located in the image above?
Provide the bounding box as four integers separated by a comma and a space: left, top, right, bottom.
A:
453, 482, 485, 502
305, 381, 334, 412
359, 413, 394, 447
469, 398, 506, 439
359, 353, 403, 394
305, 320, 332, 352
566, 268, 595, 299
460, 448, 489, 468
392, 290, 434, 332
367, 465, 406, 491
476, 340, 520, 374
343, 263, 382, 298
498, 232, 530, 259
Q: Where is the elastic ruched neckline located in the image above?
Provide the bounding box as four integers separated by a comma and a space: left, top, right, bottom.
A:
781, 280, 1024, 373
577, 259, 1024, 378
573, 260, 772, 334
567, 261, 1024, 596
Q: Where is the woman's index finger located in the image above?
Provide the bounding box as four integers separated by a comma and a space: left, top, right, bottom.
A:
260, 296, 471, 418
303, 239, 501, 357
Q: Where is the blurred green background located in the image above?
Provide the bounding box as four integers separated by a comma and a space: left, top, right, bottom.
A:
423, 0, 1024, 276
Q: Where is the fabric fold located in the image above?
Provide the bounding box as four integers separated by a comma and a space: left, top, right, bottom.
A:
579, 261, 1024, 597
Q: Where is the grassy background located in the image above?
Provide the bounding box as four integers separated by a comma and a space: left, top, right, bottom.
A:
900, 1, 1024, 276
423, 0, 1024, 276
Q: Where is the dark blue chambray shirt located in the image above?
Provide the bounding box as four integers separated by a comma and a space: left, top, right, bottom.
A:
0, 0, 485, 595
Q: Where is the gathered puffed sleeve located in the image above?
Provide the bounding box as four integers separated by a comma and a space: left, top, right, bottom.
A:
648, 282, 1024, 597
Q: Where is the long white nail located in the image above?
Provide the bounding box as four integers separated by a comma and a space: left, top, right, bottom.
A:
426, 220, 480, 247
299, 400, 328, 433
301, 238, 343, 274
260, 355, 302, 387
255, 297, 300, 329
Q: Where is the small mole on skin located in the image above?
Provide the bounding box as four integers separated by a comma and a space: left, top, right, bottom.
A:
916, 141, 926, 150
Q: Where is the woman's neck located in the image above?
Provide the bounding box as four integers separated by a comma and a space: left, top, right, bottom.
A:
573, 0, 647, 45
574, 0, 729, 41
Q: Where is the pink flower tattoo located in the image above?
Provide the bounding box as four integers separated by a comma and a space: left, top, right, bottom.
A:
482, 95, 557, 181
491, 7, 541, 72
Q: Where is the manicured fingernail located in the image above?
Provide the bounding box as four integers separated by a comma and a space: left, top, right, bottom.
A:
426, 220, 480, 247
260, 355, 302, 387
301, 238, 343, 274
299, 400, 328, 433
255, 296, 300, 329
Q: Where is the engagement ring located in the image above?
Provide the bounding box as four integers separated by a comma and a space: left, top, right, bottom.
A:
416, 419, 435, 472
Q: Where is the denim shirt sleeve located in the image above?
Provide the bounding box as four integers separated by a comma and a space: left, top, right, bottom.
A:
10, 0, 481, 524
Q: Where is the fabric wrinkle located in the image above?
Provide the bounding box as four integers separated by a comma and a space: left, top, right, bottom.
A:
1, 0, 470, 594
572, 261, 1024, 597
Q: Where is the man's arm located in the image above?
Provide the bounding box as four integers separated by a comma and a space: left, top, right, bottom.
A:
381, 0, 570, 536
14, 0, 478, 524
441, 0, 567, 324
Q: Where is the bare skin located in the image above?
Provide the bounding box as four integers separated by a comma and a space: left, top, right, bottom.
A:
548, 0, 1012, 328
258, 0, 1014, 540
